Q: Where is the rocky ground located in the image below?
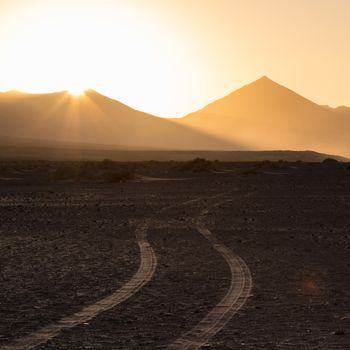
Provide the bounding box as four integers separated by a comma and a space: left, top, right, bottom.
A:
0, 161, 349, 349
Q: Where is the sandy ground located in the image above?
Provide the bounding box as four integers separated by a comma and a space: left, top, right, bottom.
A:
0, 162, 349, 349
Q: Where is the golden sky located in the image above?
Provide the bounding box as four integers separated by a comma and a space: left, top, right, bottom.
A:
0, 0, 349, 117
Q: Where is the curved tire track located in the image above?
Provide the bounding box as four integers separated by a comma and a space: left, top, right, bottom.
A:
1, 222, 157, 350
167, 222, 252, 350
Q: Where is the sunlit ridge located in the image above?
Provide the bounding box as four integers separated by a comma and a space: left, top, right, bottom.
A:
68, 88, 87, 97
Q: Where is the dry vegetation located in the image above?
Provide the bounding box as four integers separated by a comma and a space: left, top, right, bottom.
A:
178, 158, 218, 172
0, 159, 135, 183
51, 159, 135, 182
241, 160, 285, 175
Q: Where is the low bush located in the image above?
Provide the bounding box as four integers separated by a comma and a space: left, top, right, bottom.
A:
243, 160, 283, 175
51, 160, 134, 182
323, 158, 339, 164
179, 158, 216, 172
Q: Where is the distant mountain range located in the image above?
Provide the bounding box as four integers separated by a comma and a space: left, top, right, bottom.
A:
0, 77, 349, 159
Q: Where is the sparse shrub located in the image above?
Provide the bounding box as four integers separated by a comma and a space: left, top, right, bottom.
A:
51, 160, 134, 182
322, 158, 342, 168
179, 158, 215, 172
323, 158, 339, 164
241, 160, 279, 175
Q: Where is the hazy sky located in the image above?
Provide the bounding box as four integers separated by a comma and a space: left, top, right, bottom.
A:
0, 0, 349, 117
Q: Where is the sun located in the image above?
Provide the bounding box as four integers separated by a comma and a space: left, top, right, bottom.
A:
68, 87, 87, 97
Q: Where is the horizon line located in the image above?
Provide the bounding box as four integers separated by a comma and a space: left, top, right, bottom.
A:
0, 76, 349, 118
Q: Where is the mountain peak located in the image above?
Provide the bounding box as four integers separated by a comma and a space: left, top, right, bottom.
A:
250, 75, 281, 88
197, 76, 302, 115
258, 75, 272, 81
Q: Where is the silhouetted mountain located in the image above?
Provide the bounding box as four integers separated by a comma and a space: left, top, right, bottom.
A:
178, 77, 350, 157
0, 90, 236, 150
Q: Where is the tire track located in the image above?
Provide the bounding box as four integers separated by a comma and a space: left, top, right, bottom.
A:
0, 222, 157, 350
167, 206, 253, 350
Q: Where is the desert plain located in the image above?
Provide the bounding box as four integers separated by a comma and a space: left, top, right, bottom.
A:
0, 160, 349, 349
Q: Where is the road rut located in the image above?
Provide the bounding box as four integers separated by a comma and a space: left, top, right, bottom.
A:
167, 221, 252, 350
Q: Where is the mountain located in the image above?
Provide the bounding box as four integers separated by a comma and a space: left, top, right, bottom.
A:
177, 77, 350, 157
0, 90, 236, 150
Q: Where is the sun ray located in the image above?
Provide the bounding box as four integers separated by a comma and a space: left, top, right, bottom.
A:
68, 88, 87, 97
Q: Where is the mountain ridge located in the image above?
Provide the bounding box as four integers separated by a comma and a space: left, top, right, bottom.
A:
0, 77, 349, 157
0, 89, 237, 150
